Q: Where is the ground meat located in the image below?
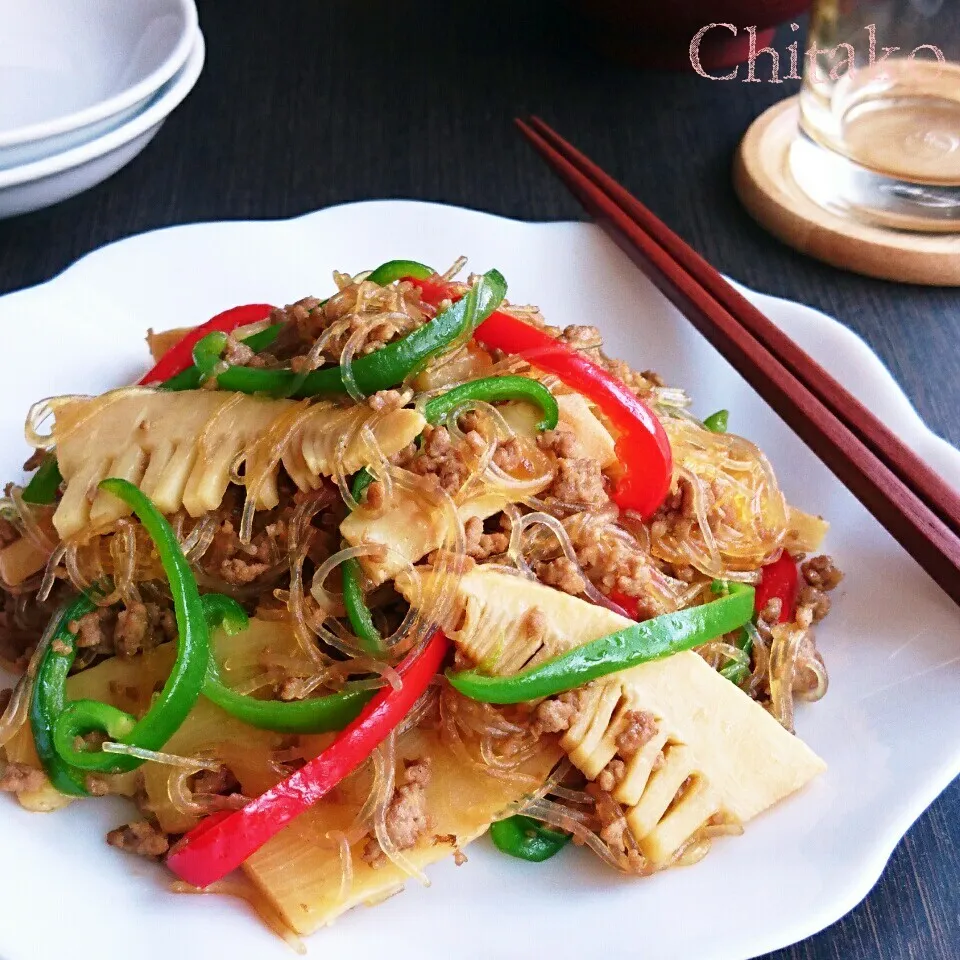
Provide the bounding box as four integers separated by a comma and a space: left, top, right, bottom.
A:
463, 516, 509, 561
361, 836, 385, 866
205, 517, 282, 586
385, 760, 431, 849
222, 335, 257, 366
532, 691, 580, 735
649, 476, 712, 543
0, 761, 47, 794
402, 757, 431, 787
115, 602, 150, 657
424, 548, 476, 577
272, 279, 426, 363
189, 766, 247, 811
84, 775, 113, 796
321, 304, 418, 357
596, 357, 662, 397
797, 585, 831, 622
537, 427, 578, 459
389, 441, 418, 469
364, 758, 433, 865
269, 296, 324, 345
559, 325, 603, 351
368, 389, 406, 413
70, 602, 177, 659
410, 425, 472, 493
70, 609, 110, 652
0, 583, 70, 670
106, 819, 170, 859
535, 556, 586, 596
596, 758, 626, 793
584, 783, 647, 872
362, 480, 386, 512
547, 458, 610, 507
801, 555, 843, 591
564, 513, 662, 620
758, 597, 783, 624
492, 436, 525, 473
192, 766, 240, 796
668, 563, 697, 583
616, 710, 658, 759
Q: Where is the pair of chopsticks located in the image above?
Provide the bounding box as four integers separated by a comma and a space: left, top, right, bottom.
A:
516, 116, 960, 607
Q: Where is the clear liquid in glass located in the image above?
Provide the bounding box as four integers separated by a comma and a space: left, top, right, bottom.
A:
795, 0, 960, 231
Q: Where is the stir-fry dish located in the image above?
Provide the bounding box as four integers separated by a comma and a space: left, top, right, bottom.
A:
0, 260, 842, 941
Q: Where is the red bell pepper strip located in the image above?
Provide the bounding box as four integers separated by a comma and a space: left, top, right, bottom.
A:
615, 552, 797, 631
754, 551, 798, 623
608, 590, 640, 620
405, 277, 672, 518
166, 629, 448, 888
139, 303, 275, 385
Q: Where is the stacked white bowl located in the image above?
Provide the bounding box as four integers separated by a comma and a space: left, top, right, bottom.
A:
0, 0, 204, 219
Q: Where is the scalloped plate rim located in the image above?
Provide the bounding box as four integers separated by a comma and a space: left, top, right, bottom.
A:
0, 199, 957, 960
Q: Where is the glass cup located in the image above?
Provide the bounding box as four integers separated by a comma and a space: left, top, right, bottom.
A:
791, 0, 960, 232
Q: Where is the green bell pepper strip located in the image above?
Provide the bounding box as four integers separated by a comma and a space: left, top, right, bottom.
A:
490, 815, 571, 862
199, 593, 372, 733
719, 554, 797, 684
365, 260, 434, 286
162, 262, 435, 393
342, 471, 386, 654
193, 331, 231, 377
29, 593, 99, 796
191, 269, 507, 398
199, 592, 250, 635
342, 555, 384, 656
703, 409, 729, 433
720, 626, 754, 685
162, 323, 285, 392
272, 261, 434, 400
447, 582, 755, 704
50, 479, 211, 773
203, 668, 370, 735
422, 375, 559, 432
21, 454, 63, 505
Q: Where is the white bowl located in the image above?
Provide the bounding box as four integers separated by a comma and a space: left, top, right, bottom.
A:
0, 29, 205, 220
0, 0, 197, 169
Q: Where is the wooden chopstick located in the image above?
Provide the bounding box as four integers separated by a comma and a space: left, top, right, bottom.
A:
515, 116, 960, 607
525, 115, 960, 543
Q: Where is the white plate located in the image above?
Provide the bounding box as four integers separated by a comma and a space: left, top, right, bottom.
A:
0, 30, 204, 221
0, 0, 197, 168
0, 201, 957, 960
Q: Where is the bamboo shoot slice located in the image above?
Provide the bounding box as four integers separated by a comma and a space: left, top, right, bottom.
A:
47, 389, 425, 537
500, 392, 617, 467
394, 566, 633, 674
397, 566, 825, 866
240, 727, 560, 934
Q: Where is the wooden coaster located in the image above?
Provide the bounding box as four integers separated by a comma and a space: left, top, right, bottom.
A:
734, 96, 960, 287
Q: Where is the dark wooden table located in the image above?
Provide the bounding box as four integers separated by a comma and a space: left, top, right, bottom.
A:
1, 2, 957, 957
